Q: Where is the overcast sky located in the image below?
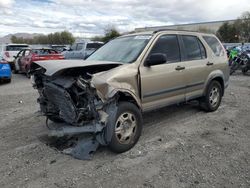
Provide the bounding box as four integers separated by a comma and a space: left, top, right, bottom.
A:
0, 0, 250, 37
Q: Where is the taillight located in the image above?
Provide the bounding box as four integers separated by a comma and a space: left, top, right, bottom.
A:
5, 52, 10, 58
31, 55, 45, 61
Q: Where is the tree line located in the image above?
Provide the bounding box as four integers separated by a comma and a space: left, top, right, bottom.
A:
216, 11, 250, 43
11, 28, 121, 45
11, 31, 75, 45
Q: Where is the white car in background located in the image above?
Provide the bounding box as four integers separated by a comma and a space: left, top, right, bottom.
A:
1, 44, 29, 70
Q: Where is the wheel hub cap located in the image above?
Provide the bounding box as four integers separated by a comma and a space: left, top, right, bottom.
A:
115, 112, 137, 144
209, 87, 219, 107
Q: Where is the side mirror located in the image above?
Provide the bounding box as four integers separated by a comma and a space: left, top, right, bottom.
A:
145, 53, 167, 67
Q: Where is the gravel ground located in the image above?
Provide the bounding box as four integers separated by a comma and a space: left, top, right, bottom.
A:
0, 73, 250, 188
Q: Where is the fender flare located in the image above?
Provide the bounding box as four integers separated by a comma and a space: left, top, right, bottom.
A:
203, 70, 225, 96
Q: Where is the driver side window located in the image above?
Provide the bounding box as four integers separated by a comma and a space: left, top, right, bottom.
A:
150, 35, 181, 63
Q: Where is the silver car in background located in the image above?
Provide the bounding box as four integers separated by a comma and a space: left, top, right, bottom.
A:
62, 40, 103, 59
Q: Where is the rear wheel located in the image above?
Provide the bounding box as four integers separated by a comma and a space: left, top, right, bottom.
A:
25, 66, 30, 78
108, 102, 142, 153
13, 66, 19, 74
200, 80, 222, 112
13, 62, 19, 74
242, 67, 249, 74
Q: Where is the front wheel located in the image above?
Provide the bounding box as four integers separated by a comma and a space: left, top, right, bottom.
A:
108, 102, 143, 153
200, 80, 222, 112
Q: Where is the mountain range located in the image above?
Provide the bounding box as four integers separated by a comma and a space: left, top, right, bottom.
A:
0, 33, 42, 44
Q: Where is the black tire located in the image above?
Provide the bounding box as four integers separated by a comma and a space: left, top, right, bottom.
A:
48, 116, 64, 123
108, 102, 143, 153
6, 79, 11, 83
200, 80, 222, 112
12, 66, 19, 74
25, 66, 30, 78
242, 67, 248, 74
26, 72, 31, 78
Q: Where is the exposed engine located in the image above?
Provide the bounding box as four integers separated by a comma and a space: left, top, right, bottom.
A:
36, 75, 101, 125
30, 62, 121, 159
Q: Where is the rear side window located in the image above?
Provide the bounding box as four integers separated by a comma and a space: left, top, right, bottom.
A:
6, 45, 28, 51
182, 35, 205, 60
150, 35, 181, 63
86, 43, 103, 50
202, 36, 224, 56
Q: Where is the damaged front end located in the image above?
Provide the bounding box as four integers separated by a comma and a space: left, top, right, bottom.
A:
30, 61, 120, 159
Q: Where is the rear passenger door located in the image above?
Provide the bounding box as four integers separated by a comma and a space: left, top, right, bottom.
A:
140, 34, 186, 111
180, 35, 210, 100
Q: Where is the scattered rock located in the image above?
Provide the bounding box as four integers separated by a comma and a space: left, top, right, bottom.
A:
50, 159, 56, 164
194, 180, 199, 184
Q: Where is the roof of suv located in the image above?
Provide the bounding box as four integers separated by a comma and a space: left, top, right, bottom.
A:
122, 29, 214, 38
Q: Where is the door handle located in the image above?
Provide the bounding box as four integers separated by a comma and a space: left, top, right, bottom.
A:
207, 62, 214, 66
175, 66, 185, 71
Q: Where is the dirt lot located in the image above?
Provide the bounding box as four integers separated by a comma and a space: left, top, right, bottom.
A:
0, 73, 250, 188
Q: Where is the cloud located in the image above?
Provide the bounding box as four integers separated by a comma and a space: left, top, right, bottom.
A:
0, 0, 250, 37
0, 0, 14, 8
0, 0, 14, 14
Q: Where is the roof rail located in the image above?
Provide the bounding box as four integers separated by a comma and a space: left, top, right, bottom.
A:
153, 29, 198, 33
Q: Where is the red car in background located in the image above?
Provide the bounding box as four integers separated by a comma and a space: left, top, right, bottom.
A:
13, 48, 64, 76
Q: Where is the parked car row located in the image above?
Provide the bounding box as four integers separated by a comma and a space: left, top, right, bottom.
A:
0, 40, 103, 82
13, 48, 64, 76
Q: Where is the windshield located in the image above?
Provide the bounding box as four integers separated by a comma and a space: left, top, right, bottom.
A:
87, 35, 151, 63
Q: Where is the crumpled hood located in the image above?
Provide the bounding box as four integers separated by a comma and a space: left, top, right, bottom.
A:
32, 59, 123, 76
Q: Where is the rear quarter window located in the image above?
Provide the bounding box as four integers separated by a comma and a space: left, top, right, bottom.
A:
86, 43, 103, 50
202, 36, 224, 56
182, 35, 206, 60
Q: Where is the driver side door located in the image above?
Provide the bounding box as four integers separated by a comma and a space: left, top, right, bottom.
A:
139, 34, 186, 111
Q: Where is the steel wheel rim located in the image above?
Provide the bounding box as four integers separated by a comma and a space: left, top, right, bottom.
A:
115, 112, 137, 144
209, 86, 219, 107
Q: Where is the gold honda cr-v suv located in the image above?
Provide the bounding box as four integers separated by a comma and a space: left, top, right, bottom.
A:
31, 30, 229, 159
